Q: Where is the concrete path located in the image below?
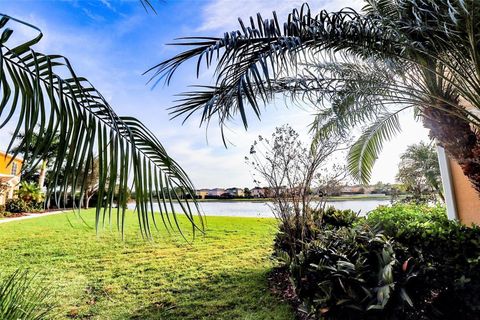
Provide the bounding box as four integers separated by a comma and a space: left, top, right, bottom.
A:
0, 210, 65, 224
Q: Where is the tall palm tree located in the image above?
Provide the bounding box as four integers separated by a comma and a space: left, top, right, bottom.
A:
0, 15, 203, 237
148, 0, 480, 193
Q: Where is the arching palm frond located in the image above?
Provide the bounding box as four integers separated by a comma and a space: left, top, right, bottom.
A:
152, 0, 480, 188
347, 109, 405, 184
0, 15, 203, 238
148, 4, 400, 128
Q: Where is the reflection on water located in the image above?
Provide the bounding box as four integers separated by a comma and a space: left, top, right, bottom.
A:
128, 199, 390, 218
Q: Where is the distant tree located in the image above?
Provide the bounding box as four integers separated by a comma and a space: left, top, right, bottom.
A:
77, 157, 100, 209
373, 181, 385, 194
243, 188, 251, 198
396, 142, 444, 202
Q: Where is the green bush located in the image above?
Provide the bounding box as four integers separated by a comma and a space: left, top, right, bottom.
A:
276, 204, 480, 319
5, 198, 30, 213
291, 226, 415, 319
321, 206, 359, 227
366, 204, 480, 317
273, 207, 359, 258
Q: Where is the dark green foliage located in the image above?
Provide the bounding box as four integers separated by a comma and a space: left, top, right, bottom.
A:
366, 205, 480, 318
292, 226, 414, 319
276, 204, 480, 319
321, 206, 359, 227
0, 270, 51, 320
5, 198, 29, 213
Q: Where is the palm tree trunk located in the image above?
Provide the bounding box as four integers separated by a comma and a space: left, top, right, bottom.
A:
84, 193, 90, 209
38, 159, 47, 189
423, 105, 480, 194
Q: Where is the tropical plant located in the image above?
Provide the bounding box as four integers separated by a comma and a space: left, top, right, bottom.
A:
275, 204, 480, 318
0, 14, 202, 236
16, 181, 44, 204
149, 0, 480, 195
4, 198, 29, 214
396, 142, 444, 202
0, 270, 51, 320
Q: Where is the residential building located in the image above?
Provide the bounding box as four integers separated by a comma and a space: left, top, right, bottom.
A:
225, 187, 244, 198
340, 185, 365, 195
250, 187, 265, 198
208, 188, 225, 197
195, 189, 209, 199
0, 151, 23, 205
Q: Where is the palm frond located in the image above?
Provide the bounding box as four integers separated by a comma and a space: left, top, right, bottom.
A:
0, 14, 203, 238
347, 109, 406, 184
148, 4, 401, 129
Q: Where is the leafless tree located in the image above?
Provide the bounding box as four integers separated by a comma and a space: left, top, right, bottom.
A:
246, 125, 347, 253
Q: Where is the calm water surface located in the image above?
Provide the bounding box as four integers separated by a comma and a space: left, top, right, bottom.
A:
128, 199, 390, 218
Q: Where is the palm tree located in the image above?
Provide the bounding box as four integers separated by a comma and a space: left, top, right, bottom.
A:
0, 15, 203, 237
148, 0, 480, 194
11, 131, 60, 189
396, 142, 444, 201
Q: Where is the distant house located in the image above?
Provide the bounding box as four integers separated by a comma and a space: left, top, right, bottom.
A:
340, 185, 365, 195
251, 187, 266, 198
208, 188, 225, 197
0, 151, 23, 205
225, 187, 244, 198
195, 189, 209, 199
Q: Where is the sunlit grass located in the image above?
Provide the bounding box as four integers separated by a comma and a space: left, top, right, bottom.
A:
0, 210, 293, 319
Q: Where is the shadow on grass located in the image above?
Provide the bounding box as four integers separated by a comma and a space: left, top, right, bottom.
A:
128, 268, 294, 320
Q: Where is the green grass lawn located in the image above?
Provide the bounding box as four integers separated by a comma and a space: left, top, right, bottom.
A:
0, 210, 293, 319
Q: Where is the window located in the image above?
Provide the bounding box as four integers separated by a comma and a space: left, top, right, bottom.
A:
10, 162, 17, 176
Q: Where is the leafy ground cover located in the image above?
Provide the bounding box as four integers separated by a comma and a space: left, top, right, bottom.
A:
0, 210, 293, 319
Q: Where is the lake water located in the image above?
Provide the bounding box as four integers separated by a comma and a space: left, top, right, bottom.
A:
128, 199, 390, 218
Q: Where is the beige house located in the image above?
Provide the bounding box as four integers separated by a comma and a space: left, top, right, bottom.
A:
195, 189, 209, 200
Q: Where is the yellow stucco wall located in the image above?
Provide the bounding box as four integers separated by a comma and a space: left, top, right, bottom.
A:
449, 158, 480, 226
0, 152, 22, 176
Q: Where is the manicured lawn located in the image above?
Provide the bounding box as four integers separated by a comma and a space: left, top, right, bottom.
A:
0, 210, 293, 319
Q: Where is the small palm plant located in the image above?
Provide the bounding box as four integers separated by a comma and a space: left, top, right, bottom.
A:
15, 181, 44, 204
0, 270, 51, 320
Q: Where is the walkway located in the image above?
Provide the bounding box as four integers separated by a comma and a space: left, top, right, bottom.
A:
0, 210, 65, 224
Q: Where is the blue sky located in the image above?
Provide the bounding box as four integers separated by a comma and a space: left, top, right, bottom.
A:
0, 0, 430, 188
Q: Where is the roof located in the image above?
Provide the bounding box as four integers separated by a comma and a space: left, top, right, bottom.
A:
0, 175, 19, 186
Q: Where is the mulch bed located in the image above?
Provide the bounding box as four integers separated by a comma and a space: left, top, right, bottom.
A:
0, 208, 64, 219
0, 212, 27, 218
268, 267, 312, 320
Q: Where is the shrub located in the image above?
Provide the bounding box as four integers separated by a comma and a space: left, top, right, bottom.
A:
5, 198, 30, 213
289, 225, 415, 319
320, 206, 359, 227
276, 204, 480, 319
366, 204, 480, 317
273, 207, 359, 258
